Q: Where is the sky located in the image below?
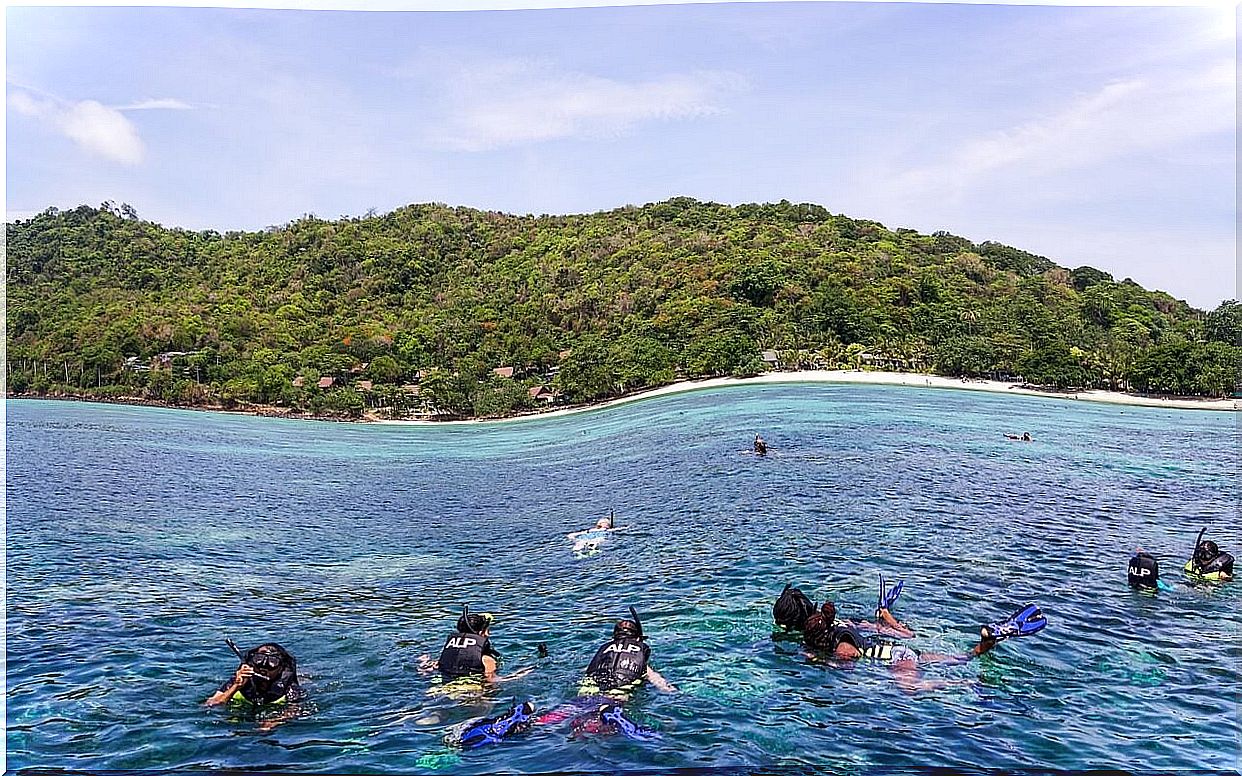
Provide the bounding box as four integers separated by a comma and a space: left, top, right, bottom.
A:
4, 1, 1237, 309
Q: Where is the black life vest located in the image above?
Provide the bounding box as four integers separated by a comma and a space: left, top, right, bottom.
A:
827, 624, 871, 653
585, 637, 650, 691
1128, 552, 1160, 589
437, 631, 496, 678
1193, 550, 1235, 576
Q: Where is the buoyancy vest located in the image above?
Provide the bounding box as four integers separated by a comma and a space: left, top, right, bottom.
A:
1187, 550, 1235, 579
827, 624, 871, 654
224, 666, 301, 706
437, 631, 496, 678
585, 637, 650, 691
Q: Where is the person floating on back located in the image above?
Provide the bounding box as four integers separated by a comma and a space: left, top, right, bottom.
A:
1184, 527, 1234, 582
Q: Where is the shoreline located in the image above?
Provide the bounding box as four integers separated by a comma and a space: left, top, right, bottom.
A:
9, 371, 1237, 426
381, 370, 1233, 426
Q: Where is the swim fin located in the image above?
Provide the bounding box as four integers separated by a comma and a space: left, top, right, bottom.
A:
877, 574, 904, 617
981, 603, 1047, 642
598, 703, 659, 741
457, 701, 536, 749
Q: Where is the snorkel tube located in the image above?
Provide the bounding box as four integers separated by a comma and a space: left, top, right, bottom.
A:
1192, 526, 1208, 569
628, 605, 645, 640
225, 638, 244, 662
461, 604, 477, 634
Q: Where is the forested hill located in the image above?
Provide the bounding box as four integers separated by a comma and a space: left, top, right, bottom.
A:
6, 198, 1239, 418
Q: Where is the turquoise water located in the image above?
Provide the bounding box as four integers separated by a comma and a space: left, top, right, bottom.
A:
6, 384, 1240, 773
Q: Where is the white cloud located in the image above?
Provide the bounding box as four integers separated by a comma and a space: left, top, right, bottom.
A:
8, 88, 145, 164
416, 55, 744, 151
118, 98, 195, 111
60, 100, 146, 164
891, 61, 1235, 202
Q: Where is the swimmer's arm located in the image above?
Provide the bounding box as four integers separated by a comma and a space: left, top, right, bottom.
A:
205, 664, 255, 706
646, 666, 677, 693
416, 654, 438, 674
492, 665, 535, 683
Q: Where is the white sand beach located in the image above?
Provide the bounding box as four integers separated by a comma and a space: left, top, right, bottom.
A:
376, 370, 1238, 425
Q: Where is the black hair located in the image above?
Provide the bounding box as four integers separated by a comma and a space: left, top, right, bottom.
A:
773, 584, 817, 631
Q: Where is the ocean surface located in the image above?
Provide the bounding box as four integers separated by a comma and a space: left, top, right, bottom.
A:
6, 384, 1240, 774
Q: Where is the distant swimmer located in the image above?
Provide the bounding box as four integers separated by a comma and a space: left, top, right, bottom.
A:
1004, 432, 1033, 442
568, 511, 618, 557
1185, 527, 1234, 582
206, 641, 307, 730
754, 434, 768, 455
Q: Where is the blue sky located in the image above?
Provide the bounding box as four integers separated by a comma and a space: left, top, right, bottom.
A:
5, 1, 1236, 309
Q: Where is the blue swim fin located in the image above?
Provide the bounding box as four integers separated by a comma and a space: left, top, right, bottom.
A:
598, 703, 659, 741
458, 701, 536, 749
879, 571, 909, 613
982, 603, 1047, 642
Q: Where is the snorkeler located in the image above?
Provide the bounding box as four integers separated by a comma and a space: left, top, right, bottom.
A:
577, 607, 677, 697
803, 601, 1047, 692
206, 641, 307, 730
568, 511, 615, 540
206, 641, 304, 708
567, 511, 618, 557
1003, 432, 1033, 442
754, 434, 768, 455
1127, 550, 1172, 591
1185, 527, 1234, 582
450, 608, 670, 748
774, 575, 909, 637
420, 606, 533, 692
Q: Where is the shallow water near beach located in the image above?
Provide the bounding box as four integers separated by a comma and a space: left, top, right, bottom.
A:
6, 384, 1239, 773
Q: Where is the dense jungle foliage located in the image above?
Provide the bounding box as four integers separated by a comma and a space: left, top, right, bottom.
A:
6, 199, 1240, 418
